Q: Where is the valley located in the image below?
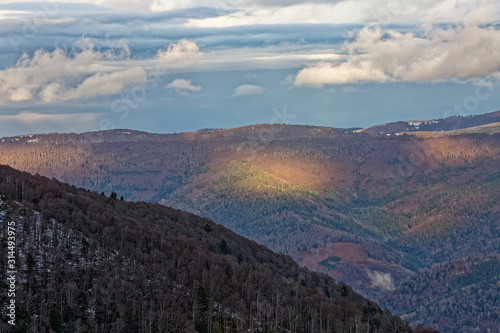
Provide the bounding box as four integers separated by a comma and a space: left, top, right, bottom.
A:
0, 164, 414, 332
1, 111, 499, 331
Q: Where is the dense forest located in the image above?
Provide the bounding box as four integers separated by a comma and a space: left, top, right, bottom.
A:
0, 115, 499, 332
382, 255, 500, 332
0, 165, 422, 332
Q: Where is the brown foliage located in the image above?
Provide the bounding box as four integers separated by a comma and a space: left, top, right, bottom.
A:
0, 165, 414, 332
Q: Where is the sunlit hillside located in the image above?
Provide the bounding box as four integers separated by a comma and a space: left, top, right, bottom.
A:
1, 114, 499, 331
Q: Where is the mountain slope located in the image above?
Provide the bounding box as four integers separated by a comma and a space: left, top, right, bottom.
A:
1, 122, 498, 265
382, 255, 500, 332
359, 110, 500, 134
0, 111, 499, 332
0, 164, 414, 332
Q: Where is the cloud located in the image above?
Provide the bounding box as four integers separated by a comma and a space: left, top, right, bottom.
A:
66, 67, 147, 101
0, 111, 101, 136
232, 84, 263, 96
156, 39, 203, 71
39, 83, 61, 104
0, 38, 145, 104
166, 78, 202, 95
0, 38, 205, 104
293, 23, 500, 87
185, 0, 500, 27
3, 0, 499, 28
366, 270, 395, 291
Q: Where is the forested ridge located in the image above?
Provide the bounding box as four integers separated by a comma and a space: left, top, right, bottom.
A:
0, 114, 499, 332
360, 110, 500, 134
0, 165, 422, 333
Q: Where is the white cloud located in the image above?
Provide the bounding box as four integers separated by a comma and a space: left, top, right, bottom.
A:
185, 0, 500, 27
196, 46, 339, 72
0, 10, 27, 20
9, 87, 33, 102
4, 0, 499, 27
0, 38, 146, 104
40, 83, 61, 104
66, 67, 146, 100
232, 84, 263, 96
156, 39, 203, 71
367, 270, 395, 291
293, 23, 500, 87
166, 78, 202, 95
0, 37, 210, 104
293, 61, 388, 88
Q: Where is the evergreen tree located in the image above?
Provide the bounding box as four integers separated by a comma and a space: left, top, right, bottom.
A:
219, 239, 230, 255
49, 305, 63, 333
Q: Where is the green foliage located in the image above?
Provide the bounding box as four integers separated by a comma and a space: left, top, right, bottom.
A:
383, 255, 500, 332
195, 312, 209, 333
9, 322, 29, 333
340, 286, 349, 297
63, 306, 75, 330
196, 285, 209, 312
49, 305, 63, 333
319, 256, 341, 269
450, 258, 500, 289
125, 315, 134, 333
219, 239, 230, 255
363, 303, 376, 316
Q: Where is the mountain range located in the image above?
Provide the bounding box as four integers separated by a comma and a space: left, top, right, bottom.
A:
359, 110, 500, 135
0, 164, 420, 332
1, 110, 499, 332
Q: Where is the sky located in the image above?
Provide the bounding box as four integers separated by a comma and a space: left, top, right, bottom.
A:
1, 0, 500, 137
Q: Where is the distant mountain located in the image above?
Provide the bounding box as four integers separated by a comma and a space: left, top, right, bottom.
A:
0, 165, 415, 332
358, 110, 500, 135
0, 110, 499, 332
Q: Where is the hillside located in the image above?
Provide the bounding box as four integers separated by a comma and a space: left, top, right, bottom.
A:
382, 255, 500, 332
0, 164, 416, 332
359, 110, 500, 135
0, 111, 499, 332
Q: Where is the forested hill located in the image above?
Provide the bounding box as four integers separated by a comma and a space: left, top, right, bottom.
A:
0, 112, 499, 332
0, 164, 422, 332
359, 110, 500, 134
382, 255, 500, 332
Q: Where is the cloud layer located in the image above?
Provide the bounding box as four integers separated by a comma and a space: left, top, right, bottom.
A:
0, 38, 209, 105
0, 111, 101, 136
39, 0, 499, 26
293, 23, 500, 87
0, 38, 146, 104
